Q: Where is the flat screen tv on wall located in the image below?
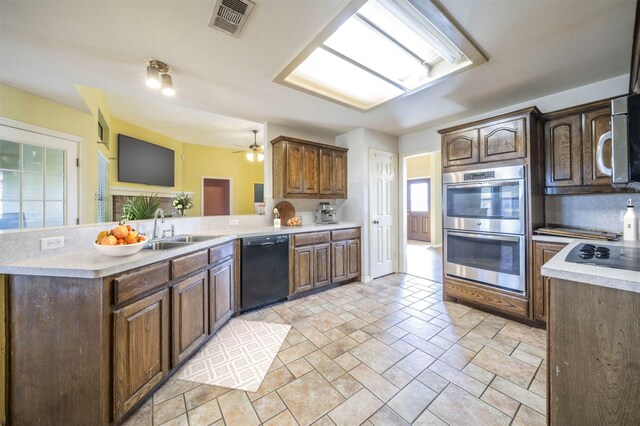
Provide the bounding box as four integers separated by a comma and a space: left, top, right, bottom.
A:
118, 134, 175, 187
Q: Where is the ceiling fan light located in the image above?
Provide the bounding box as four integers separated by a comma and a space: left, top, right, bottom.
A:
246, 152, 255, 162
161, 74, 175, 96
257, 153, 264, 162
146, 65, 161, 89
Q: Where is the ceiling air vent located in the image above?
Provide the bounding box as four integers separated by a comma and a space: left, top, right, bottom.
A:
208, 0, 256, 37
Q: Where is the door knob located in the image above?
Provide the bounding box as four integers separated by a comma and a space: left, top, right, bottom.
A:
373, 220, 379, 224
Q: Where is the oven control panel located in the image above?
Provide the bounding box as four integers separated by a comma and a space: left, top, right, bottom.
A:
463, 171, 495, 181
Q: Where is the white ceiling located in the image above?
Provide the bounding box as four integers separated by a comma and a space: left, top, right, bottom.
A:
0, 0, 636, 144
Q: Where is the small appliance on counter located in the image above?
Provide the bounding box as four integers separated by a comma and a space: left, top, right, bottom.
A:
565, 243, 640, 272
315, 202, 338, 224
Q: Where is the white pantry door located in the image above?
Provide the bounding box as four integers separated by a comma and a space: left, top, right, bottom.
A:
369, 150, 397, 279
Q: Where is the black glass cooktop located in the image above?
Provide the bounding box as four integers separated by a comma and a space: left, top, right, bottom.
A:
565, 244, 640, 272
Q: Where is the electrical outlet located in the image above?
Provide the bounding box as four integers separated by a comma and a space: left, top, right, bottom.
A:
229, 219, 239, 225
41, 236, 65, 250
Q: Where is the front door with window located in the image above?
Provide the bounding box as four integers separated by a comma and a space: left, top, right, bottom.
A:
407, 178, 430, 242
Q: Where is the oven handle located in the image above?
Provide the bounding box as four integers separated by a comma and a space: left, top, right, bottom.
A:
446, 231, 521, 243
445, 179, 523, 190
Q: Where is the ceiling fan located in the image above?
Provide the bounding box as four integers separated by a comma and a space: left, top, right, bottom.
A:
233, 130, 264, 162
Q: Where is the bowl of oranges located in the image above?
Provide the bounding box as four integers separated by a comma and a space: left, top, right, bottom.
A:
93, 223, 148, 257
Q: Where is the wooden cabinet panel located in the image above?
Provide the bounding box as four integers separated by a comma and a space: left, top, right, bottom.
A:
285, 142, 305, 194
346, 239, 360, 280
533, 241, 566, 325
172, 271, 208, 366
582, 107, 612, 186
442, 130, 478, 167
314, 243, 331, 288
331, 241, 348, 283
112, 261, 170, 305
319, 149, 333, 195
332, 150, 347, 197
545, 115, 582, 187
294, 246, 314, 293
209, 241, 234, 265
444, 277, 528, 318
171, 250, 208, 280
302, 145, 319, 194
479, 118, 526, 162
209, 259, 234, 333
294, 231, 330, 246
114, 289, 170, 420
331, 228, 359, 241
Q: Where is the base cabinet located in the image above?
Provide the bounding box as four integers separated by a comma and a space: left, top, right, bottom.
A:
209, 258, 234, 332
331, 241, 348, 283
171, 272, 208, 366
532, 241, 567, 325
346, 239, 360, 280
113, 289, 170, 421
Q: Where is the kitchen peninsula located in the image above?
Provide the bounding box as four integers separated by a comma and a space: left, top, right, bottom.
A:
0, 219, 361, 425
542, 240, 640, 425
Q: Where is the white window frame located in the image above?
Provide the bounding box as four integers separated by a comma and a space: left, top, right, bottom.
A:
0, 117, 82, 228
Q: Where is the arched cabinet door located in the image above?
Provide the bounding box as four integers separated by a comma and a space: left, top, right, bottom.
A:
442, 129, 478, 167
479, 118, 526, 163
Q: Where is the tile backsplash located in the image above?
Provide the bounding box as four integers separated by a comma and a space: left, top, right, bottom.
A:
545, 193, 640, 233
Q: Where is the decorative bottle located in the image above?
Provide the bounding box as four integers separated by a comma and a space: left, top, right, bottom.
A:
623, 199, 638, 241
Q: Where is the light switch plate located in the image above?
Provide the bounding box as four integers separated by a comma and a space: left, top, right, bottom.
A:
41, 236, 65, 250
229, 219, 239, 225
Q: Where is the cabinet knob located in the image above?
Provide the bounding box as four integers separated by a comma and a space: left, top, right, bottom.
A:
373, 220, 379, 224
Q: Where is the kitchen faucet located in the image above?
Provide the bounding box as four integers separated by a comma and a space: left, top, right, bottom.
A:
152, 208, 165, 240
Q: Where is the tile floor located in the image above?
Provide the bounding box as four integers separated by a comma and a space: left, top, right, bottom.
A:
124, 274, 547, 426
406, 241, 442, 283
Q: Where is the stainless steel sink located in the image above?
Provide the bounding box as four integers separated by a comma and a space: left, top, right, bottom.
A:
143, 241, 192, 251
169, 235, 223, 243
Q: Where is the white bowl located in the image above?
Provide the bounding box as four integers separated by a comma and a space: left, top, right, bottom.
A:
93, 237, 148, 257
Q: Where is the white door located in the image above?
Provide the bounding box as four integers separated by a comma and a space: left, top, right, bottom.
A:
369, 150, 397, 278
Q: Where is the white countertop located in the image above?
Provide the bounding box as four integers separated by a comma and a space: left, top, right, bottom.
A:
532, 234, 575, 244
0, 222, 361, 279
541, 239, 640, 293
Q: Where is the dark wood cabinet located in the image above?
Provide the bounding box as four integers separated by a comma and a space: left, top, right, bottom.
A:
171, 271, 208, 366
331, 241, 348, 283
442, 129, 478, 167
313, 243, 331, 288
479, 118, 526, 162
532, 241, 567, 325
272, 136, 348, 199
114, 288, 170, 420
293, 245, 314, 293
209, 258, 234, 333
346, 239, 360, 280
582, 107, 612, 187
544, 114, 583, 188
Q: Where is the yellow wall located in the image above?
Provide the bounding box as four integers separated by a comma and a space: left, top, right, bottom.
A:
182, 143, 264, 215
406, 152, 442, 245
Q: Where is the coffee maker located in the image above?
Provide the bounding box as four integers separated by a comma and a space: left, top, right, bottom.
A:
315, 202, 337, 224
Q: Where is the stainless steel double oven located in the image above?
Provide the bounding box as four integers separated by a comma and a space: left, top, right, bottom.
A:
443, 165, 526, 293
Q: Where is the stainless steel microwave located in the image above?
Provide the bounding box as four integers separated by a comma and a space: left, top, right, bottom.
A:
596, 93, 640, 190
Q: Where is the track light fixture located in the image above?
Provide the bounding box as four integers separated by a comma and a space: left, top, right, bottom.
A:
146, 60, 175, 96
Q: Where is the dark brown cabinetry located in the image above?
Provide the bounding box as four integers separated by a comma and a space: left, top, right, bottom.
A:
442, 129, 478, 167
209, 258, 234, 332
114, 289, 170, 420
292, 228, 361, 295
272, 136, 348, 199
582, 108, 614, 187
532, 241, 567, 325
171, 272, 208, 366
544, 114, 583, 187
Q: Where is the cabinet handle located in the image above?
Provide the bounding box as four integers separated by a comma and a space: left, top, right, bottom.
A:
373, 220, 379, 224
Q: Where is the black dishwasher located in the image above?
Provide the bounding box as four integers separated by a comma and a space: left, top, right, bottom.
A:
241, 234, 290, 312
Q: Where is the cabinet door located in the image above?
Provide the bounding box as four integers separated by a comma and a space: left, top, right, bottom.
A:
285, 142, 305, 194
533, 241, 566, 324
332, 150, 347, 197
209, 259, 234, 333
319, 149, 333, 195
172, 271, 208, 366
314, 243, 331, 288
582, 107, 612, 186
442, 129, 478, 167
294, 246, 314, 293
346, 239, 360, 280
302, 145, 319, 194
114, 289, 170, 420
545, 115, 582, 187
331, 241, 348, 283
479, 118, 526, 163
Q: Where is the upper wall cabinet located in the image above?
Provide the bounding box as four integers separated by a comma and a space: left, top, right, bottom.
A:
440, 108, 540, 170
542, 99, 631, 195
272, 136, 348, 199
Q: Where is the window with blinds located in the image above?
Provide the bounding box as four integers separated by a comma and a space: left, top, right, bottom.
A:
97, 152, 110, 223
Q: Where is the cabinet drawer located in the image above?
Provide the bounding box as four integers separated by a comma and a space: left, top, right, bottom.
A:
171, 250, 208, 279
331, 228, 359, 241
444, 277, 528, 318
113, 262, 170, 305
294, 231, 330, 246
210, 242, 234, 265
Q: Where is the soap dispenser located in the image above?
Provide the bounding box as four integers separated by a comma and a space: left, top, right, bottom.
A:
623, 199, 638, 241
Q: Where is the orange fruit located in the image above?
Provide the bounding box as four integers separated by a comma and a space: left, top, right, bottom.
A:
126, 225, 132, 231
95, 230, 108, 243
100, 235, 117, 245
137, 235, 145, 242
124, 234, 137, 245
112, 225, 128, 239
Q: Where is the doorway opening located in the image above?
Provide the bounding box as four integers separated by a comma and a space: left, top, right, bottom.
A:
202, 177, 231, 216
403, 152, 442, 282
